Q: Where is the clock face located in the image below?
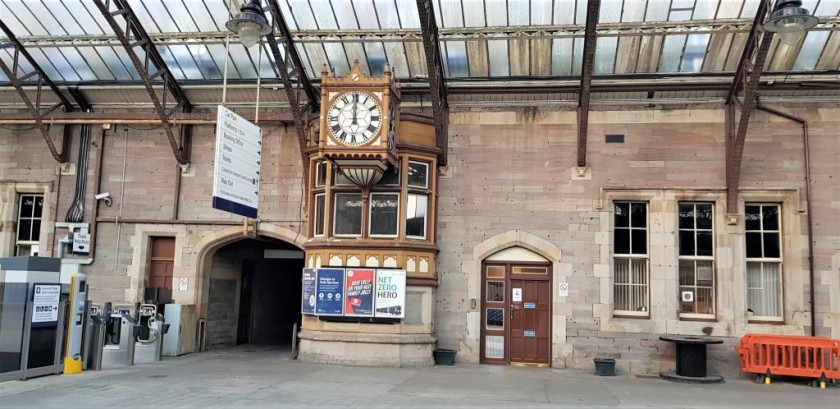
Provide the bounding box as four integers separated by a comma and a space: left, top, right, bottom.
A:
327, 91, 383, 146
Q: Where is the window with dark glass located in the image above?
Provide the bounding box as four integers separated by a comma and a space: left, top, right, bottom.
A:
333, 193, 363, 236
406, 194, 427, 239
314, 194, 325, 236
678, 203, 715, 317
745, 204, 783, 321
369, 193, 399, 236
16, 194, 43, 256
613, 202, 648, 316
407, 161, 428, 188
315, 162, 327, 187
376, 165, 400, 186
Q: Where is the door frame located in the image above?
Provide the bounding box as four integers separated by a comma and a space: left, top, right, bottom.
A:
480, 260, 552, 366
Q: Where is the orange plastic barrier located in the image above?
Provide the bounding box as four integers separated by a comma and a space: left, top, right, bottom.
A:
737, 334, 840, 385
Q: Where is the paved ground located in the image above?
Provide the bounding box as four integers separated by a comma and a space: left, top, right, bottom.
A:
1, 346, 837, 408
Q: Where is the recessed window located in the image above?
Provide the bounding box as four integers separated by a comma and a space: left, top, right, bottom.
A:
377, 165, 400, 186
16, 194, 43, 256
407, 161, 428, 189
745, 204, 783, 321
486, 281, 504, 302
613, 202, 648, 316
315, 162, 327, 187
314, 194, 325, 236
486, 308, 504, 330
678, 203, 715, 318
369, 193, 399, 236
333, 193, 363, 236
405, 194, 428, 239
512, 266, 547, 275
332, 168, 353, 186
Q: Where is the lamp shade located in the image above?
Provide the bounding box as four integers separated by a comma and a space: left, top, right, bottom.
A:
334, 160, 389, 190
226, 0, 272, 48
762, 0, 819, 45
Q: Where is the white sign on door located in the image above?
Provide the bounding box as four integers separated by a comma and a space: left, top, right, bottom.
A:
512, 288, 522, 302
32, 284, 61, 326
558, 282, 569, 297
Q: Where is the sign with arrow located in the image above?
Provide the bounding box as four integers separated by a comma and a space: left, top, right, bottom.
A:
213, 105, 262, 218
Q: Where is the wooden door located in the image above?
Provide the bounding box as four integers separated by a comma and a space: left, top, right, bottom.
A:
509, 278, 551, 365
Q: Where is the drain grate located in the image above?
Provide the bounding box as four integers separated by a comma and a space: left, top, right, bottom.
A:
148, 374, 168, 378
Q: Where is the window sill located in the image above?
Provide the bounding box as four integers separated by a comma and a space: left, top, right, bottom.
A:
679, 315, 716, 322
613, 313, 650, 320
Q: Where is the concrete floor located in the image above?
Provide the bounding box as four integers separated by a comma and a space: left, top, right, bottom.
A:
1, 346, 837, 408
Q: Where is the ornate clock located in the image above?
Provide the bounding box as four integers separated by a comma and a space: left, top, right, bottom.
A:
327, 91, 383, 146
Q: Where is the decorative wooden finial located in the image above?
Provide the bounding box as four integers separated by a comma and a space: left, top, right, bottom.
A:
321, 64, 329, 76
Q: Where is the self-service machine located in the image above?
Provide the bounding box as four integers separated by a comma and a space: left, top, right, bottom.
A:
62, 273, 87, 374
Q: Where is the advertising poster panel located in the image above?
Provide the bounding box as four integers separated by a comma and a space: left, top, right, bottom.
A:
315, 268, 344, 315
301, 268, 317, 315
344, 269, 374, 317
374, 269, 406, 319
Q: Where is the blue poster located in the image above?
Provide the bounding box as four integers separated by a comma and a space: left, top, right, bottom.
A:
301, 268, 317, 315
315, 268, 344, 315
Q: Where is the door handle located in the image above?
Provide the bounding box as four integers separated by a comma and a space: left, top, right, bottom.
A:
510, 304, 514, 321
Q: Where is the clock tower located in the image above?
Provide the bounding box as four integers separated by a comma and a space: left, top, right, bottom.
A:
299, 61, 441, 367
315, 61, 399, 190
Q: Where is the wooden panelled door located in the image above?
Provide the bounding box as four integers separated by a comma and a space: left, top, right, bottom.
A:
481, 263, 551, 366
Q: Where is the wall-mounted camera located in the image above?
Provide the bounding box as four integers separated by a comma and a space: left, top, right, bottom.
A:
94, 192, 112, 207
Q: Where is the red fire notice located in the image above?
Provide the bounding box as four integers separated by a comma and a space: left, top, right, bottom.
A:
344, 269, 374, 317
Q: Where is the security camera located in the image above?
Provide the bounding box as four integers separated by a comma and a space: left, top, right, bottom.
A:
95, 192, 112, 207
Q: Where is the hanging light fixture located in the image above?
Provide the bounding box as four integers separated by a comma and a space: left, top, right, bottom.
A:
226, 0, 272, 48
762, 0, 819, 46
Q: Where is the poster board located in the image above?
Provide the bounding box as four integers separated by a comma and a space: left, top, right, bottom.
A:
374, 269, 405, 319
301, 268, 317, 315
344, 269, 375, 317
314, 268, 344, 316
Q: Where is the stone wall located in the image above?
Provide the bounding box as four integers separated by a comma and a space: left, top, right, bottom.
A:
435, 106, 840, 375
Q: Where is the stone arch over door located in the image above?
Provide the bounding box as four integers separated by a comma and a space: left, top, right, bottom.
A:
462, 230, 565, 364
187, 224, 307, 319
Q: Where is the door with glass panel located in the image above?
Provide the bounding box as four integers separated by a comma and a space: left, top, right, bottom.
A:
480, 263, 551, 365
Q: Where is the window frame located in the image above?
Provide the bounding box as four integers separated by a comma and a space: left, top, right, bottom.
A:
314, 161, 327, 187
368, 192, 400, 238
745, 203, 784, 323
612, 201, 650, 318
15, 194, 44, 257
407, 160, 429, 189
677, 202, 716, 320
313, 193, 326, 237
405, 193, 428, 240
332, 192, 364, 237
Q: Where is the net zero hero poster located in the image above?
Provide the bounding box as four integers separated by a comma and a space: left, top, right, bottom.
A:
344, 269, 374, 317
375, 269, 406, 318
315, 268, 344, 316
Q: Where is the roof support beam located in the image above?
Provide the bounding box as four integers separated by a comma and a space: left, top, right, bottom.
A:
726, 3, 774, 215
577, 0, 600, 168
416, 0, 449, 166
93, 0, 193, 165
264, 0, 321, 175
0, 19, 74, 163
727, 0, 771, 104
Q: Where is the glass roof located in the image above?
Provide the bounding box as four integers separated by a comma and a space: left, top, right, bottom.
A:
0, 0, 838, 85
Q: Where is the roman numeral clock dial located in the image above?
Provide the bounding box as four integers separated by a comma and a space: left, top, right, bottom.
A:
327, 91, 383, 146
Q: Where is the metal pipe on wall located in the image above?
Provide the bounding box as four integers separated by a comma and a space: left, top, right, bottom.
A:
88, 126, 107, 261
756, 104, 816, 337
